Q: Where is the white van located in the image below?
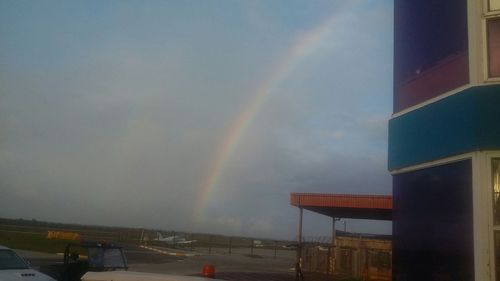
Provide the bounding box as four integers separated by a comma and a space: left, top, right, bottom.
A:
0, 245, 56, 281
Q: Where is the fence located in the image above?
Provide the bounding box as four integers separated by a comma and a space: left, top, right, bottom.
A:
0, 222, 296, 259
299, 237, 392, 281
143, 231, 296, 259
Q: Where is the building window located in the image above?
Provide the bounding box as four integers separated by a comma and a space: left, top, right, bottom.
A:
392, 160, 473, 280
495, 231, 500, 281
394, 0, 469, 112
493, 159, 500, 224
493, 159, 500, 280
491, 0, 500, 11
488, 19, 500, 78
369, 251, 391, 269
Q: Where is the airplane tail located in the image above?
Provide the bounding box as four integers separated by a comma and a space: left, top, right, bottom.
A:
157, 232, 164, 240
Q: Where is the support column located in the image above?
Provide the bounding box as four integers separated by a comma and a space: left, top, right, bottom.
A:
296, 207, 304, 281
297, 207, 303, 262
332, 217, 336, 245
331, 217, 338, 276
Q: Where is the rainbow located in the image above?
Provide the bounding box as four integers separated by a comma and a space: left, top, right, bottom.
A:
193, 3, 355, 220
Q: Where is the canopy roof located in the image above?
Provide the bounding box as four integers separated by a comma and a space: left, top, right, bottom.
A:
290, 193, 392, 221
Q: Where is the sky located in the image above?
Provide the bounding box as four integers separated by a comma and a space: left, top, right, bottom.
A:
0, 0, 393, 240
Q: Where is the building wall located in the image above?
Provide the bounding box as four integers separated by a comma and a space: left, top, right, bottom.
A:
390, 0, 500, 280
392, 160, 474, 281
393, 0, 469, 112
388, 84, 500, 170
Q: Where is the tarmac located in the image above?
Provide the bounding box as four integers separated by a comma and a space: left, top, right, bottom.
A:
17, 244, 297, 281
129, 245, 296, 280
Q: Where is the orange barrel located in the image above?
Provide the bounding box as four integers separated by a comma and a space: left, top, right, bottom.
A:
202, 264, 215, 278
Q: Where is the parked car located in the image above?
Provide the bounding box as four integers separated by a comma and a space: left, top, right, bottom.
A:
81, 271, 224, 281
40, 241, 128, 281
41, 241, 223, 281
0, 245, 56, 281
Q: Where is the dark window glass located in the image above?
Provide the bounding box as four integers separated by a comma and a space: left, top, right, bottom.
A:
493, 159, 500, 281
369, 251, 391, 269
0, 250, 29, 270
495, 231, 500, 281
488, 19, 500, 77
394, 0, 469, 112
392, 160, 474, 281
88, 248, 126, 269
493, 159, 500, 224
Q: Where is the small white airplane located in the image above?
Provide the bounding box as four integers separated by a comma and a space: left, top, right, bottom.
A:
253, 240, 264, 248
154, 232, 196, 245
281, 244, 298, 249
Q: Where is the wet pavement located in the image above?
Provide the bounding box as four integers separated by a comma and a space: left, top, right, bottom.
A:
192, 272, 294, 281
17, 244, 298, 281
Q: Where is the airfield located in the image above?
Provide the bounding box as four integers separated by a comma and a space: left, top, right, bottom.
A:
18, 244, 297, 281
1, 218, 306, 281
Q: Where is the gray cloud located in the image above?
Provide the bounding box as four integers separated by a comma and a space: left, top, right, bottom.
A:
0, 1, 393, 239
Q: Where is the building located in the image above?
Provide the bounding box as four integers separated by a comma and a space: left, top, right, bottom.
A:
300, 235, 391, 281
389, 0, 500, 280
290, 193, 392, 280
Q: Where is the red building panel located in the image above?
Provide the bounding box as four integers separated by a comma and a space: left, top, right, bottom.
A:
394, 52, 469, 113
291, 193, 392, 209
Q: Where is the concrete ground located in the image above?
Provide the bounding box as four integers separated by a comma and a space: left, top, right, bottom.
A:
129, 245, 296, 280
17, 245, 298, 281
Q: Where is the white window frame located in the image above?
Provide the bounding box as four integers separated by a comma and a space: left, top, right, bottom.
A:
487, 0, 500, 13
469, 151, 500, 281
483, 0, 500, 82
482, 152, 500, 281
486, 0, 500, 11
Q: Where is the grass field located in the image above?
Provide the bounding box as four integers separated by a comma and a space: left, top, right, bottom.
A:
0, 217, 297, 255
0, 230, 73, 253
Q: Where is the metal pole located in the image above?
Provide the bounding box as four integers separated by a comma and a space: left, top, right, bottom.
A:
331, 218, 337, 278
139, 229, 144, 245
296, 207, 304, 281
298, 207, 303, 256
332, 218, 336, 246
208, 235, 212, 255
327, 247, 331, 279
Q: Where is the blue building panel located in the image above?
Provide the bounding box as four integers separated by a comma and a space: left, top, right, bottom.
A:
394, 0, 469, 112
392, 160, 474, 281
388, 84, 500, 170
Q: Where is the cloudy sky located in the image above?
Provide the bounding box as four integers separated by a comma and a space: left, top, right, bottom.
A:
0, 0, 393, 239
